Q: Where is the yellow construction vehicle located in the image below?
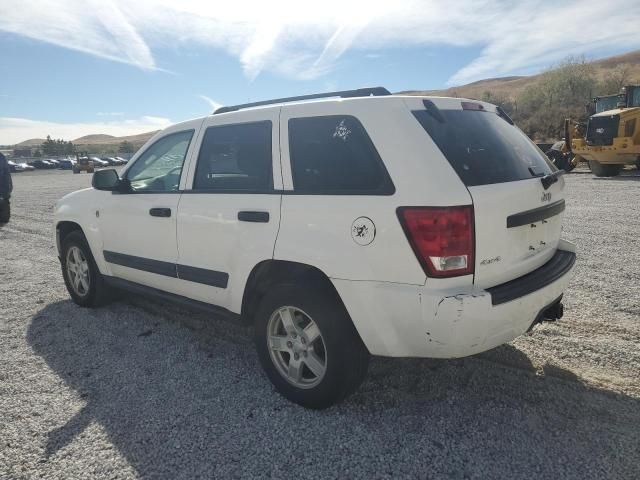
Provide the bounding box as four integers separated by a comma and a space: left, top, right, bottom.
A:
564, 85, 640, 176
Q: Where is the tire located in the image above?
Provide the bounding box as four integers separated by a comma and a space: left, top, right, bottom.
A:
588, 160, 622, 177
254, 283, 369, 409
0, 199, 10, 223
60, 230, 112, 307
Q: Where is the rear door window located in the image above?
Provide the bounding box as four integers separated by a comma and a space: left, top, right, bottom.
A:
288, 115, 394, 194
193, 121, 272, 192
413, 108, 553, 186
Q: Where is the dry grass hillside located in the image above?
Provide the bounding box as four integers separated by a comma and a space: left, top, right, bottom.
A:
72, 131, 158, 146
401, 50, 640, 100
15, 138, 47, 147
14, 131, 157, 150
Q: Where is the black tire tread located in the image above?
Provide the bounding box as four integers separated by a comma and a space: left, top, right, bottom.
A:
588, 160, 622, 177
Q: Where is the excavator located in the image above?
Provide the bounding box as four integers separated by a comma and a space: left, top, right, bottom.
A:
563, 85, 640, 176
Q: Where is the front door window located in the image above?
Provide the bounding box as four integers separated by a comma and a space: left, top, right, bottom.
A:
126, 130, 194, 192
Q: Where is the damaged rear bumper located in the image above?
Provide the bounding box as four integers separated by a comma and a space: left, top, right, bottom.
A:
332, 242, 576, 358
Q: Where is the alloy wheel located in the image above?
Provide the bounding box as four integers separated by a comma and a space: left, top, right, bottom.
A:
267, 306, 327, 389
66, 246, 90, 297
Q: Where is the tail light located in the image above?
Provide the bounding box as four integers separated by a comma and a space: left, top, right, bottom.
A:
397, 206, 474, 278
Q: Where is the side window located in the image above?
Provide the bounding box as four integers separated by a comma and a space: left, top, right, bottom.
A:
126, 130, 194, 192
288, 115, 394, 195
193, 121, 272, 192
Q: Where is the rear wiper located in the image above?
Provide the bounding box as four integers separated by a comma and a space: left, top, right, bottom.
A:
540, 169, 565, 190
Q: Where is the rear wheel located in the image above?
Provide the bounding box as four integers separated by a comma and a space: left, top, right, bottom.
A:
254, 283, 369, 409
588, 160, 622, 177
61, 231, 112, 307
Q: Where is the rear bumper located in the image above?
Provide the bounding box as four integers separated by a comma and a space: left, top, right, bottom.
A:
332, 241, 577, 358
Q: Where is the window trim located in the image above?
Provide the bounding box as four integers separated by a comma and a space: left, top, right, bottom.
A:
287, 115, 395, 196
191, 120, 274, 194
121, 129, 195, 194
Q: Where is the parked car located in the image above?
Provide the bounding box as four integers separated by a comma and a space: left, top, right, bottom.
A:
58, 159, 77, 170
54, 88, 576, 409
114, 156, 129, 165
7, 160, 22, 172
90, 157, 109, 167
46, 159, 61, 168
101, 157, 119, 166
15, 162, 35, 171
30, 159, 54, 169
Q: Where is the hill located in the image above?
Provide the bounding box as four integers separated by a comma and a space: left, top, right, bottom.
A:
15, 138, 46, 147
72, 134, 116, 143
72, 131, 157, 146
400, 49, 640, 100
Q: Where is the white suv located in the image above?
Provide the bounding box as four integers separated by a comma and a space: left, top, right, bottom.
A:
54, 87, 576, 408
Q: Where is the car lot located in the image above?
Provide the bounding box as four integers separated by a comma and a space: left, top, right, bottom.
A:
1, 168, 639, 479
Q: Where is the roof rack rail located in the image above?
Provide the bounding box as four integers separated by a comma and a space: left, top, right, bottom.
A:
213, 87, 391, 114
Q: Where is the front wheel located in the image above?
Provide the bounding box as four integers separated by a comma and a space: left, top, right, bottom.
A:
588, 160, 622, 177
254, 283, 369, 409
61, 231, 112, 307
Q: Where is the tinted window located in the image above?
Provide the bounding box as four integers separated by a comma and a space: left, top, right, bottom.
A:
193, 121, 272, 192
631, 88, 640, 107
288, 115, 394, 194
126, 130, 193, 192
413, 109, 553, 187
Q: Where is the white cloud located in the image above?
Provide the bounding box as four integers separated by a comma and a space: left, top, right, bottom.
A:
0, 116, 172, 144
1, 0, 639, 85
198, 95, 223, 112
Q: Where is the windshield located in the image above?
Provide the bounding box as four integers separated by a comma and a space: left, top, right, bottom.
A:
413, 108, 553, 187
595, 95, 619, 113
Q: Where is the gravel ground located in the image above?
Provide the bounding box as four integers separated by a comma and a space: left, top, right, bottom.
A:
1, 168, 639, 479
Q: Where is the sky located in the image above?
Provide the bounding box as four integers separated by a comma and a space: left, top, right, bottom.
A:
1, 0, 639, 145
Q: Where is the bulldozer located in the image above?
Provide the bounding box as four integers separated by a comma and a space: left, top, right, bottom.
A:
564, 85, 640, 177
72, 152, 95, 174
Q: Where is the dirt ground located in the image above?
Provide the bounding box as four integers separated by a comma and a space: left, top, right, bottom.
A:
1, 168, 639, 479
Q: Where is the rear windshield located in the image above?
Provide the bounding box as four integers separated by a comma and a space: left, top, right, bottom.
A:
413, 108, 553, 186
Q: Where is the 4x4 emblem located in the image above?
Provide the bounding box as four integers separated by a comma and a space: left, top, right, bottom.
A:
541, 192, 552, 202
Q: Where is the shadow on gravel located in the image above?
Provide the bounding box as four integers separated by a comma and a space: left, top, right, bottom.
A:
27, 299, 640, 479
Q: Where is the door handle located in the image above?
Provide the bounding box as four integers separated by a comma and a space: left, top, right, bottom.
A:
238, 211, 269, 223
149, 207, 171, 218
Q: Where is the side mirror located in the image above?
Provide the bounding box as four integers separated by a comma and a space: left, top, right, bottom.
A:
92, 169, 121, 191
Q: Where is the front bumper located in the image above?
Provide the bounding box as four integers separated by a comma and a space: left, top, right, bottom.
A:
332, 242, 576, 358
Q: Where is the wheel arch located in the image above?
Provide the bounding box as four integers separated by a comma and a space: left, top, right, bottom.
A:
240, 260, 345, 326
56, 220, 84, 257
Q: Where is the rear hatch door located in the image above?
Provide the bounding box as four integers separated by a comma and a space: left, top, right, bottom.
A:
412, 99, 565, 288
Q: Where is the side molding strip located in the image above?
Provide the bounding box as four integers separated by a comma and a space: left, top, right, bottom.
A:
177, 264, 229, 288
103, 250, 228, 288
103, 250, 176, 278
